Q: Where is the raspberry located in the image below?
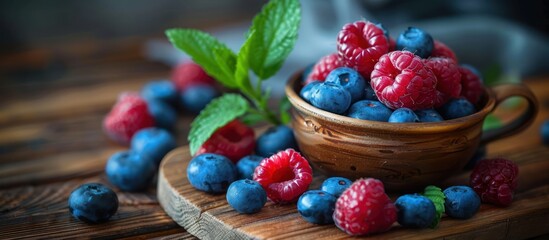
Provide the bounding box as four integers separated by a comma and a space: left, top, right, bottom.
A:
337, 21, 389, 78
253, 149, 313, 204
196, 120, 255, 163
370, 51, 438, 110
431, 40, 458, 62
459, 65, 484, 105
103, 93, 155, 145
333, 178, 397, 236
305, 53, 342, 85
470, 158, 519, 207
424, 57, 462, 107
171, 62, 216, 91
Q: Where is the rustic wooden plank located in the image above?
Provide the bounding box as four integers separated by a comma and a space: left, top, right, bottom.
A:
125, 228, 195, 240
0, 112, 192, 164
158, 145, 549, 240
0, 78, 152, 127
0, 148, 122, 188
0, 175, 157, 217
0, 174, 185, 240
0, 205, 179, 240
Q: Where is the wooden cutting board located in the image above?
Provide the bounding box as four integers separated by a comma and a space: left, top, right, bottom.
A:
157, 146, 549, 240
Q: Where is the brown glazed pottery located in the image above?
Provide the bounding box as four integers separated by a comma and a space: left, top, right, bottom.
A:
285, 71, 538, 191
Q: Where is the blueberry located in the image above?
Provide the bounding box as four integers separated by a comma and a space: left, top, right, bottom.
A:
105, 151, 156, 192
147, 99, 178, 130
131, 127, 177, 166
396, 27, 434, 58
180, 84, 219, 114
395, 194, 436, 228
236, 155, 264, 179
255, 125, 298, 157
347, 100, 393, 121
415, 109, 443, 122
439, 98, 476, 120
297, 190, 337, 225
325, 67, 365, 103
320, 177, 352, 197
187, 153, 238, 193
363, 84, 378, 101
141, 80, 178, 104
464, 146, 487, 170
226, 179, 267, 214
443, 186, 481, 219
300, 81, 321, 103
388, 108, 420, 123
310, 82, 351, 114
68, 183, 118, 223
541, 120, 549, 145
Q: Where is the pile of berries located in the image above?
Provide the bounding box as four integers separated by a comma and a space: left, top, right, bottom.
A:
187, 122, 305, 213
68, 62, 218, 223
301, 21, 484, 123
186, 117, 520, 236
101, 62, 222, 191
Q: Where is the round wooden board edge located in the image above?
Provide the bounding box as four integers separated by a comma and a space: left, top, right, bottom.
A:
157, 147, 253, 240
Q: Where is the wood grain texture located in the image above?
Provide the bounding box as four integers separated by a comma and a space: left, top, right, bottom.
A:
158, 145, 549, 240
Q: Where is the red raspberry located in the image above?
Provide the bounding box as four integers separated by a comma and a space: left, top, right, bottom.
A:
305, 53, 342, 85
253, 149, 313, 204
431, 40, 458, 62
196, 120, 255, 163
370, 51, 438, 110
333, 178, 397, 236
171, 61, 216, 91
424, 57, 462, 107
337, 20, 389, 78
459, 66, 484, 105
103, 93, 155, 145
470, 158, 519, 207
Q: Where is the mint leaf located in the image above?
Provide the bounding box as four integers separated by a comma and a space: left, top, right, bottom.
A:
246, 0, 301, 79
241, 111, 264, 126
423, 185, 446, 228
235, 30, 256, 99
166, 29, 238, 88
279, 96, 292, 124
188, 94, 249, 155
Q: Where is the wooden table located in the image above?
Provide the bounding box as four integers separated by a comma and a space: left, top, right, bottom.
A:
1, 38, 548, 239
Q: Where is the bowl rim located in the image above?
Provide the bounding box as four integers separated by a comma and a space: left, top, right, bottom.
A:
285, 69, 496, 134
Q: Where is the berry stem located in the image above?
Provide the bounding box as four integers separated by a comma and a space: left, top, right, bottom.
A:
243, 77, 281, 125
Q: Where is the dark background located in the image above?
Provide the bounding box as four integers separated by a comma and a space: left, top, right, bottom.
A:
1, 0, 548, 93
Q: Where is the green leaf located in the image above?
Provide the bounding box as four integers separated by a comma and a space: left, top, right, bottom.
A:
279, 96, 292, 124
188, 94, 249, 155
241, 111, 265, 125
246, 0, 301, 79
235, 30, 256, 98
423, 185, 446, 228
166, 29, 238, 88
483, 114, 502, 131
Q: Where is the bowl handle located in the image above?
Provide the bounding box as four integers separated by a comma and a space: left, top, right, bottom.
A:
481, 83, 539, 145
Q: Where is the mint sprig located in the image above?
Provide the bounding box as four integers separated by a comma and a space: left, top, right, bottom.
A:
247, 0, 301, 80
166, 0, 301, 156
165, 29, 238, 89
188, 94, 249, 155
423, 185, 446, 228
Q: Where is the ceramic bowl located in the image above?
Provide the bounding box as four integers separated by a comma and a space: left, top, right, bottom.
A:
285, 71, 538, 191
